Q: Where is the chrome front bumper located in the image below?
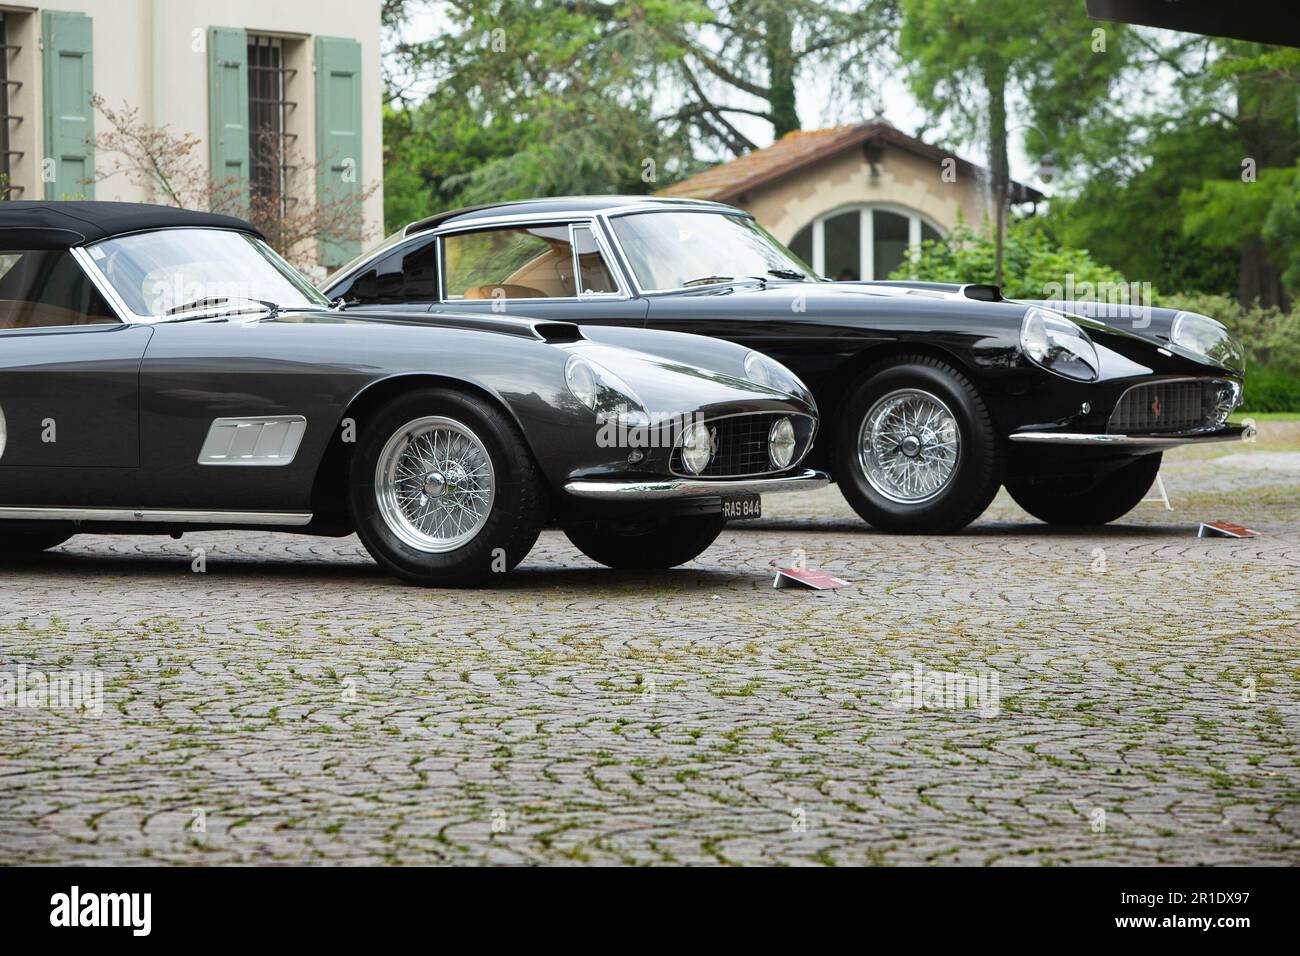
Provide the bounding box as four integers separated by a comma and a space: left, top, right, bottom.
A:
564, 468, 830, 500
1009, 425, 1247, 447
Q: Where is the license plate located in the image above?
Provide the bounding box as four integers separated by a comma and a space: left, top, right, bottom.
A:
721, 493, 761, 520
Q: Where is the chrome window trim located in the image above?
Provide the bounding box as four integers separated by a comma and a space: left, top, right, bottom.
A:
0, 506, 313, 525
435, 218, 633, 304
73, 227, 329, 325
324, 200, 742, 300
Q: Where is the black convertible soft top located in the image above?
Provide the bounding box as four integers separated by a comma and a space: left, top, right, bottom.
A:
0, 201, 262, 251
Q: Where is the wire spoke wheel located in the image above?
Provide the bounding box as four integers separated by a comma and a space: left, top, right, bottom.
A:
858, 387, 961, 504
375, 415, 496, 553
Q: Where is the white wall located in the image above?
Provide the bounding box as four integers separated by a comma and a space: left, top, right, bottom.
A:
3, 0, 383, 254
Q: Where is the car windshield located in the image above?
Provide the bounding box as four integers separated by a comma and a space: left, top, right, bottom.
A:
608, 211, 815, 292
86, 228, 331, 318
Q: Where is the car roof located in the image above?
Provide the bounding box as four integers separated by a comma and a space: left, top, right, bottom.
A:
0, 201, 262, 252
405, 195, 740, 235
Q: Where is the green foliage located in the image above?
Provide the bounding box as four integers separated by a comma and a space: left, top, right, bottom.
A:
889, 217, 1130, 300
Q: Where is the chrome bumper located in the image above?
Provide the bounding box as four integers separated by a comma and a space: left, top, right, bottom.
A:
564, 468, 830, 500
1010, 426, 1246, 447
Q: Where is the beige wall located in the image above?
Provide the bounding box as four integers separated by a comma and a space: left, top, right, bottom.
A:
736, 144, 995, 246
1, 0, 383, 265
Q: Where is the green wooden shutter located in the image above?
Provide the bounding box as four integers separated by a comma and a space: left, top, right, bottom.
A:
42, 11, 95, 200
315, 36, 363, 268
208, 26, 249, 209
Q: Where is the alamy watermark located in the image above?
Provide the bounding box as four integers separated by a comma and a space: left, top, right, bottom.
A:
1042, 275, 1153, 328
0, 665, 104, 716
891, 664, 1000, 717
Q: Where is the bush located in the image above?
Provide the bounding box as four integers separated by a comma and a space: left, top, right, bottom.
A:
890, 217, 1132, 301
1157, 293, 1300, 411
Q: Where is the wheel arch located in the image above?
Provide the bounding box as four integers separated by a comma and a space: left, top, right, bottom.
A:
812, 340, 983, 467
308, 373, 537, 526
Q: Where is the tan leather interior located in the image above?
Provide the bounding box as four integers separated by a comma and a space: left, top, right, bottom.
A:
463, 283, 548, 300
0, 298, 117, 329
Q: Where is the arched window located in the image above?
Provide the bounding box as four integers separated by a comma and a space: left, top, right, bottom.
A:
788, 205, 944, 281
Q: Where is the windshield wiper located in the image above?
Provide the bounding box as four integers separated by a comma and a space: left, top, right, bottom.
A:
766, 268, 807, 280
162, 295, 282, 320
681, 274, 735, 287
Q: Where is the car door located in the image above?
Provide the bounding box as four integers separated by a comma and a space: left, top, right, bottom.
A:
0, 249, 149, 490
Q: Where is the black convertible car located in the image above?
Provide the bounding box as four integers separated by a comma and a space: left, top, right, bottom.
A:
324, 196, 1247, 532
0, 201, 826, 585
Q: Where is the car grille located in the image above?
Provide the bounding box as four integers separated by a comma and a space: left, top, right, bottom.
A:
670, 413, 806, 478
1108, 379, 1238, 434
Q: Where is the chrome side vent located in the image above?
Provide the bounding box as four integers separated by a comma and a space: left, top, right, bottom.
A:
198, 416, 307, 466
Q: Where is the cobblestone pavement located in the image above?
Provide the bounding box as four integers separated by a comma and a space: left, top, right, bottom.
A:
1, 424, 1298, 866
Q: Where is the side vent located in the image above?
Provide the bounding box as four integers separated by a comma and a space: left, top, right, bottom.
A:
198, 416, 307, 466
961, 284, 1002, 302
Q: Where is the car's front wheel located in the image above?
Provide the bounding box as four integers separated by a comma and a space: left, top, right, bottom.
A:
347, 388, 546, 586
563, 514, 724, 569
834, 355, 1004, 532
0, 527, 72, 558
1005, 453, 1162, 526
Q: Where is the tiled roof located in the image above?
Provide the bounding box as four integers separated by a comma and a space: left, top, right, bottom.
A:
660, 123, 1044, 204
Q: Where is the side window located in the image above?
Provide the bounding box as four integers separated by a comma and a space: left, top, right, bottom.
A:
571, 225, 618, 295
0, 250, 120, 330
338, 235, 438, 305
442, 224, 577, 300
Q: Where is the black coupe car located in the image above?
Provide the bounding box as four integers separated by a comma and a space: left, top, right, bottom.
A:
324, 196, 1247, 532
0, 201, 826, 586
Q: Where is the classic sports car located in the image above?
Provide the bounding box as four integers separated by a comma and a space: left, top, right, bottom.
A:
323, 196, 1247, 532
0, 201, 826, 586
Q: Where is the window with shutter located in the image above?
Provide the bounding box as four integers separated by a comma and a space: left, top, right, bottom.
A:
41, 10, 93, 201
208, 26, 250, 209
314, 36, 362, 269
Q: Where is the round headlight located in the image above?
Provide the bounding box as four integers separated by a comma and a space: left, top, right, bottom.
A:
1019, 307, 1099, 381
679, 421, 713, 475
565, 356, 598, 408
743, 350, 809, 400
1171, 311, 1245, 375
769, 416, 796, 469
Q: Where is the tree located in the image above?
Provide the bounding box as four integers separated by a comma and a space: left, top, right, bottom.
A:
898, 0, 1130, 286
87, 96, 377, 269
380, 1, 899, 226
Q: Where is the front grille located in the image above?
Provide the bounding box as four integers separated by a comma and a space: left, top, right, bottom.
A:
670, 413, 807, 478
1108, 379, 1237, 434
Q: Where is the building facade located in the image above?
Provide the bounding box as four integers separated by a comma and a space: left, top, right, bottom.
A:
661, 123, 1042, 282
0, 0, 383, 270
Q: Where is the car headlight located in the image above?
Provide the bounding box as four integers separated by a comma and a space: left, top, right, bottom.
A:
565, 355, 648, 422
679, 421, 713, 474
744, 350, 808, 399
1171, 311, 1245, 375
1020, 307, 1100, 382
768, 417, 796, 469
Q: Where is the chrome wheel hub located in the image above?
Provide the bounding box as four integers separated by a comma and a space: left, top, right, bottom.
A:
375, 416, 495, 553
858, 388, 961, 504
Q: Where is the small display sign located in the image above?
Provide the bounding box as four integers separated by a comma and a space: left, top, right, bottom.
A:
1198, 521, 1259, 538
772, 567, 850, 590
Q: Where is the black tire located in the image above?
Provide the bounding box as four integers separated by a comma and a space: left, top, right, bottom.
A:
833, 355, 1004, 532
347, 388, 546, 587
563, 515, 724, 570
1005, 453, 1162, 526
0, 528, 72, 558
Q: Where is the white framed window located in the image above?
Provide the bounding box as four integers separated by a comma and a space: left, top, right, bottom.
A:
789, 204, 944, 281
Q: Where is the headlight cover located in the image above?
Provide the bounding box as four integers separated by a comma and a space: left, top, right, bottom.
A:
1171, 311, 1245, 375
565, 355, 649, 423
744, 350, 808, 399
1020, 307, 1100, 382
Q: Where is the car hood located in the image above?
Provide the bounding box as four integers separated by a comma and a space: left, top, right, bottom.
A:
275, 307, 816, 418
